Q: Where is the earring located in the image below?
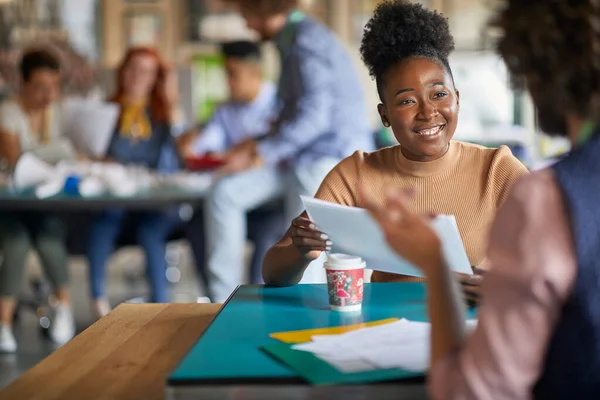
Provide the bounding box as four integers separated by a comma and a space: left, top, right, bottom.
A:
383, 121, 390, 127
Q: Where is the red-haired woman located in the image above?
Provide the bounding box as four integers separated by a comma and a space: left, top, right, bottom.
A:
86, 48, 183, 318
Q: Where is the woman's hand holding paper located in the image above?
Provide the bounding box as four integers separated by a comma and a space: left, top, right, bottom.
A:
289, 213, 332, 262
459, 266, 486, 307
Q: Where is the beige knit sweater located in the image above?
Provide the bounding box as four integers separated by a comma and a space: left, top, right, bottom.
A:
315, 140, 529, 282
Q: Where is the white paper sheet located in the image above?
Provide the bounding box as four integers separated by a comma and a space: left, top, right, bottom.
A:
13, 153, 56, 190
315, 355, 378, 373
292, 319, 478, 374
62, 97, 120, 158
301, 196, 472, 277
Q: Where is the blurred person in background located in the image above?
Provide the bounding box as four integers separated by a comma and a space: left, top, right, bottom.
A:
177, 41, 276, 158
362, 1, 600, 398
0, 49, 76, 167
202, 0, 373, 302
177, 40, 283, 288
0, 49, 75, 352
86, 47, 183, 318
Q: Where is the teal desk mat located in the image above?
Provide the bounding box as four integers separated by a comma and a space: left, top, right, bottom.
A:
168, 283, 476, 384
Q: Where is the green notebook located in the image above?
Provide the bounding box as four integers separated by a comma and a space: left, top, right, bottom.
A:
262, 342, 423, 386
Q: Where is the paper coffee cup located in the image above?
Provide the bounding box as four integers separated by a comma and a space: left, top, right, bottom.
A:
324, 253, 366, 312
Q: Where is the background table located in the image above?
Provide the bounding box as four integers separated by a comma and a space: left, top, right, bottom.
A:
0, 303, 221, 400
0, 187, 206, 211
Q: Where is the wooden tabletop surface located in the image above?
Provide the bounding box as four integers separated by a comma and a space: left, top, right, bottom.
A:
0, 303, 221, 400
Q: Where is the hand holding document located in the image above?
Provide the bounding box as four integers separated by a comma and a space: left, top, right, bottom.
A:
300, 196, 472, 277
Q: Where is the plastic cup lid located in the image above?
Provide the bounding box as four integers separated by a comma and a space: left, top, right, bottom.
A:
324, 253, 366, 270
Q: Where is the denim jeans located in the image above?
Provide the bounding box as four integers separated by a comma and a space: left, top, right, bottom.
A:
86, 210, 177, 303
204, 159, 339, 303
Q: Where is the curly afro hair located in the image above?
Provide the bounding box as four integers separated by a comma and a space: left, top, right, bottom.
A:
495, 0, 600, 137
360, 0, 455, 101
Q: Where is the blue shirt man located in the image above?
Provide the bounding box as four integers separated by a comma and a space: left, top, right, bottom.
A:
180, 41, 283, 291
191, 81, 276, 155
178, 40, 277, 158
205, 1, 373, 302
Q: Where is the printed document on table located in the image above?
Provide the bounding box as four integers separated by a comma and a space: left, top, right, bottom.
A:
300, 196, 472, 277
291, 318, 478, 374
292, 319, 430, 373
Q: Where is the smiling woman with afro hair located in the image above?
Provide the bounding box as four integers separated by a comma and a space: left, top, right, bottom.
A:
261, 0, 527, 302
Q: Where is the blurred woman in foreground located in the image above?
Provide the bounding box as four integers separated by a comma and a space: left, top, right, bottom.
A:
86, 48, 182, 318
362, 1, 600, 398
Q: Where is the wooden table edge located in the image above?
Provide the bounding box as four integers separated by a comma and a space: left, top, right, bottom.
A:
0, 303, 221, 400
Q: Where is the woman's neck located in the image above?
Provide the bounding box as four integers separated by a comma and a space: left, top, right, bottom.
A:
396, 141, 458, 177
400, 143, 450, 163
18, 94, 46, 115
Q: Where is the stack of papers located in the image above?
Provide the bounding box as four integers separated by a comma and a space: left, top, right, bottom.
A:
300, 196, 473, 277
12, 153, 214, 198
291, 319, 477, 374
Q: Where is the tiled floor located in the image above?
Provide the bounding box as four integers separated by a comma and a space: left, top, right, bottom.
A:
0, 241, 207, 390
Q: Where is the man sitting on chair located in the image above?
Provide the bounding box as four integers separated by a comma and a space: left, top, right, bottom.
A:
178, 40, 282, 295
177, 40, 276, 158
